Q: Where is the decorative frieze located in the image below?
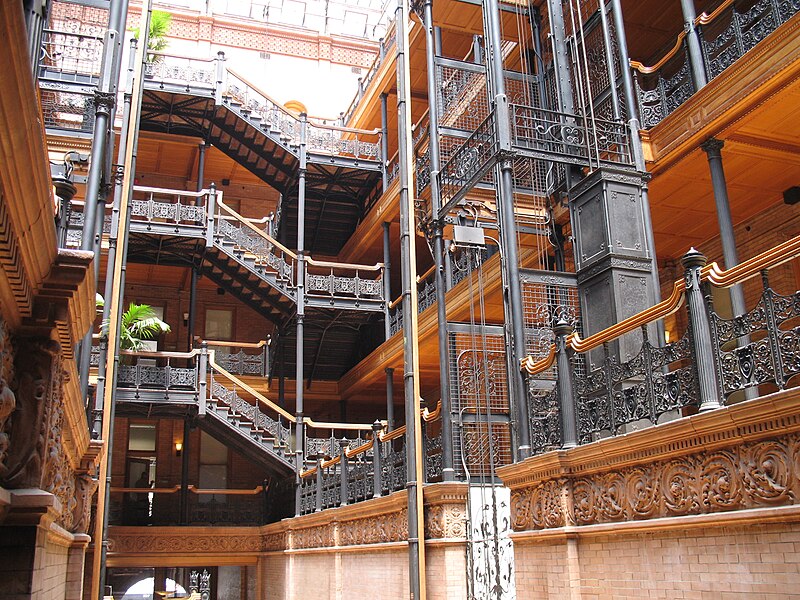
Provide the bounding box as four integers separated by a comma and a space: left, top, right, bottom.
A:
500, 390, 800, 532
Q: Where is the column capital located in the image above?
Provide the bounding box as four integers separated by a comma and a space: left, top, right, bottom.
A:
700, 137, 725, 157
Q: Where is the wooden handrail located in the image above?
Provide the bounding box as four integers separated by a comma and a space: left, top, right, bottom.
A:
188, 485, 263, 495
133, 185, 210, 198
520, 234, 800, 373
215, 198, 298, 259
416, 264, 435, 284
304, 418, 375, 431
629, 31, 687, 74
703, 235, 800, 288
195, 336, 269, 349
147, 50, 216, 63
696, 0, 735, 26
120, 349, 202, 359
111, 486, 181, 494
209, 352, 296, 422
567, 278, 687, 354
305, 256, 384, 272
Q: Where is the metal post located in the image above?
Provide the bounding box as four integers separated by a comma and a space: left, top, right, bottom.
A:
423, 0, 455, 481
545, 0, 576, 115
214, 51, 225, 104
179, 418, 190, 524
187, 267, 199, 351
553, 319, 577, 448
339, 440, 349, 507
380, 94, 390, 191
94, 10, 151, 597
294, 113, 308, 516
198, 342, 208, 416
383, 222, 393, 340
371, 421, 383, 498
486, 0, 531, 459
385, 367, 395, 430
610, 0, 664, 329
682, 249, 721, 411
679, 0, 708, 90
196, 142, 206, 193
315, 457, 324, 512
443, 240, 453, 290
396, 0, 426, 595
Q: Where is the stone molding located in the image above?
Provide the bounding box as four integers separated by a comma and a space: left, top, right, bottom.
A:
107, 483, 469, 563
498, 388, 800, 532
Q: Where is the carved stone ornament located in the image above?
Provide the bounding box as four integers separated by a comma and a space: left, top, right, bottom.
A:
509, 433, 800, 531
0, 314, 15, 471
108, 531, 264, 554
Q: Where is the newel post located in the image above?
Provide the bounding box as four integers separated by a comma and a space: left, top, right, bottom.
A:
198, 342, 208, 416
371, 421, 383, 498
682, 248, 721, 411
205, 182, 217, 247
554, 319, 578, 449
339, 439, 350, 507
315, 456, 324, 513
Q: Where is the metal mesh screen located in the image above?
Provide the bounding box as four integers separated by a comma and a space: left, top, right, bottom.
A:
448, 324, 512, 478
40, 90, 94, 133
435, 62, 489, 133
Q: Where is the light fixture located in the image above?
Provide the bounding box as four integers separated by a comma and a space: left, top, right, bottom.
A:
175, 441, 183, 457
664, 330, 671, 344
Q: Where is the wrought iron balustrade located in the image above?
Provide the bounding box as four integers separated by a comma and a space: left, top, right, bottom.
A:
65, 206, 111, 247
633, 0, 800, 128
304, 259, 385, 308
116, 353, 199, 393
130, 186, 212, 230
305, 122, 381, 162
521, 235, 800, 454
510, 104, 633, 168
144, 52, 218, 91
340, 21, 397, 127
108, 486, 267, 526
199, 339, 269, 378
438, 109, 499, 216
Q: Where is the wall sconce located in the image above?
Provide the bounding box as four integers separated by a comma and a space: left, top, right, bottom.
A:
183, 312, 189, 326
175, 441, 183, 457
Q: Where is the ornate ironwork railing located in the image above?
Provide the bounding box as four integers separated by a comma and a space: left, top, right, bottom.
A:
510, 104, 634, 168
438, 109, 499, 215
108, 485, 268, 526
298, 404, 441, 515
340, 20, 397, 127
130, 186, 211, 229
198, 338, 269, 378
305, 258, 385, 307
633, 0, 800, 128
226, 69, 381, 160
144, 52, 217, 89
521, 235, 800, 453
116, 351, 200, 393
40, 89, 95, 132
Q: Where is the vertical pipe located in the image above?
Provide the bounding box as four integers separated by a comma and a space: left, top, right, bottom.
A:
339, 440, 349, 506
545, 0, 576, 115
679, 0, 708, 90
396, 0, 426, 595
380, 93, 389, 192
610, 0, 664, 326
294, 113, 308, 517
385, 367, 395, 430
423, 0, 455, 481
196, 142, 207, 193
94, 7, 151, 595
187, 267, 199, 350
383, 221, 393, 340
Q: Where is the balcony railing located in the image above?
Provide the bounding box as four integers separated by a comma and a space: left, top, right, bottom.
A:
633, 0, 800, 128
298, 403, 442, 515
108, 485, 268, 526
521, 234, 800, 454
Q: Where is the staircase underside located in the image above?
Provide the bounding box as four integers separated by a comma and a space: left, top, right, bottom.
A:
139, 89, 382, 256
114, 400, 293, 479
125, 232, 383, 383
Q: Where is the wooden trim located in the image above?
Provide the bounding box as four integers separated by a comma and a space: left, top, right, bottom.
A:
629, 31, 686, 74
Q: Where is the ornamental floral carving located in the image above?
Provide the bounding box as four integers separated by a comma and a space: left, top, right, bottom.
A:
508, 434, 800, 531
338, 509, 407, 546
108, 532, 263, 554
424, 503, 467, 539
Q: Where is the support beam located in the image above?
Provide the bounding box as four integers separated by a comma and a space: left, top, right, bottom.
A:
294, 113, 308, 517
680, 0, 708, 90
396, 0, 426, 596
423, 0, 455, 481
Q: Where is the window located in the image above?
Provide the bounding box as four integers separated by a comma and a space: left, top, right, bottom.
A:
128, 423, 157, 452
205, 308, 233, 340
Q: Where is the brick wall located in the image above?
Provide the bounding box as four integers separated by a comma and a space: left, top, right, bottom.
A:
260, 545, 467, 600
514, 519, 800, 599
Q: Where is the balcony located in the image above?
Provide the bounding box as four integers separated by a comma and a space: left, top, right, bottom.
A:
633, 0, 800, 129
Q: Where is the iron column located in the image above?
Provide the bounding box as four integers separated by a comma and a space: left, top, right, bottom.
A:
423, 0, 455, 481
294, 113, 308, 516
679, 0, 708, 90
